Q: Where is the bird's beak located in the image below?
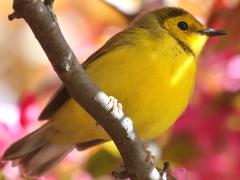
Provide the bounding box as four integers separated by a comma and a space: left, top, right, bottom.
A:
199, 28, 226, 37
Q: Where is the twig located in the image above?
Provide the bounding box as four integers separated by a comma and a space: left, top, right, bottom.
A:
112, 170, 131, 179
43, 0, 54, 8
9, 0, 160, 179
43, 0, 57, 22
8, 11, 19, 20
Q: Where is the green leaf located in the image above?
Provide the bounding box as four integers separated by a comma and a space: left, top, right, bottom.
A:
86, 149, 119, 177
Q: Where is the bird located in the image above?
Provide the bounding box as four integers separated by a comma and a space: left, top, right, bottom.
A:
2, 7, 225, 177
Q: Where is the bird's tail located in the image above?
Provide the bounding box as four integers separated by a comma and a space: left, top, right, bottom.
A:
2, 122, 74, 177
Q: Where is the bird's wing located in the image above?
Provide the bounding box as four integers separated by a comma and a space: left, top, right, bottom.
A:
38, 85, 70, 120
38, 28, 134, 120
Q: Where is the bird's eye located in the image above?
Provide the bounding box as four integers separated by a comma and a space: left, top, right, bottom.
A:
177, 21, 188, 31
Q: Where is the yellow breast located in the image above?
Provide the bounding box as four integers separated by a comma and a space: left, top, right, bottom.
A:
49, 30, 196, 143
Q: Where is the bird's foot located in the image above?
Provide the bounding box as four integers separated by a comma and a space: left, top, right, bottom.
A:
157, 162, 170, 180
107, 96, 123, 113
145, 148, 155, 166
143, 144, 155, 165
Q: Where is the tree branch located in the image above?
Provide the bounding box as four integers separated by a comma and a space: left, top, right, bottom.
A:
10, 0, 160, 179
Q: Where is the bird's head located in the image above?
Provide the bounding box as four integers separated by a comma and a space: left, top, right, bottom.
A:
134, 7, 226, 57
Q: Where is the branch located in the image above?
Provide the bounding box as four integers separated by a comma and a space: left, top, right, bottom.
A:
10, 0, 160, 179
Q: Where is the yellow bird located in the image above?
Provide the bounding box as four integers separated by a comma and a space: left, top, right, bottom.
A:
3, 7, 225, 176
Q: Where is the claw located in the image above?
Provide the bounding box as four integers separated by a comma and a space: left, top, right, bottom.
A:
107, 96, 123, 114
158, 162, 170, 180
143, 144, 156, 166
145, 149, 155, 166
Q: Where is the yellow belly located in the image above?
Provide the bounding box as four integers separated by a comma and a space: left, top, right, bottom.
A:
48, 34, 196, 144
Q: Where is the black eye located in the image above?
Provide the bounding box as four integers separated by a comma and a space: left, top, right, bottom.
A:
177, 21, 188, 31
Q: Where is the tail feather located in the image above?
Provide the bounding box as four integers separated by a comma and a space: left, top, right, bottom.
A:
2, 122, 74, 177
2, 121, 107, 177
19, 143, 74, 177
3, 123, 50, 160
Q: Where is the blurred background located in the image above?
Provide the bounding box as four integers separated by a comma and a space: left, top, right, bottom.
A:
0, 0, 240, 179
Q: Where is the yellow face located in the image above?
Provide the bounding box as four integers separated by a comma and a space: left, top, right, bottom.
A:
163, 14, 208, 57
133, 7, 225, 57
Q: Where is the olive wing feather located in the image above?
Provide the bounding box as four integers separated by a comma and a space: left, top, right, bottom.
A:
38, 29, 134, 120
